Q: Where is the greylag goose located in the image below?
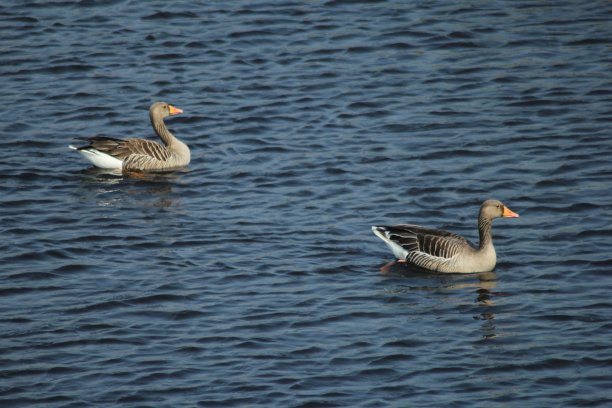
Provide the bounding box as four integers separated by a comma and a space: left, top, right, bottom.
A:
372, 200, 519, 273
70, 102, 189, 171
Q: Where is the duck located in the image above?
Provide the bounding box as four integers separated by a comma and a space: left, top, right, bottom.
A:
372, 199, 519, 273
70, 101, 189, 171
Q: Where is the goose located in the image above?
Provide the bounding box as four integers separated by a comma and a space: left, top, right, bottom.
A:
70, 102, 189, 171
372, 200, 519, 273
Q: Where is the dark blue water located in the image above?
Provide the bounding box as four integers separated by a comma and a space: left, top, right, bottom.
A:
1, 1, 611, 407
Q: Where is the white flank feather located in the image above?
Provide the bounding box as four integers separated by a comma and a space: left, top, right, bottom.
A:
371, 226, 409, 260
70, 146, 123, 169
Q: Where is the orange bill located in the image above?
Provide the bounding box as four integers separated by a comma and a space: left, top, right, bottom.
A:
502, 205, 519, 218
168, 105, 183, 115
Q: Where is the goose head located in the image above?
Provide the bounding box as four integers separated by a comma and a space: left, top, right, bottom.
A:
150, 101, 183, 120
480, 199, 520, 221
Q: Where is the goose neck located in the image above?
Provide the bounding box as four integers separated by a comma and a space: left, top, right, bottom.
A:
478, 215, 493, 250
151, 113, 175, 146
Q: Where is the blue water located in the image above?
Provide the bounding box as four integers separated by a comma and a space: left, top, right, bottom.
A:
1, 1, 611, 407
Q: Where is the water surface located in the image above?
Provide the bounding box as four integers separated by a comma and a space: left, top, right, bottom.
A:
1, 1, 611, 407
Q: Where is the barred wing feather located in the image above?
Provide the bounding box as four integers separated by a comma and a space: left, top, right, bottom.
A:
373, 224, 476, 270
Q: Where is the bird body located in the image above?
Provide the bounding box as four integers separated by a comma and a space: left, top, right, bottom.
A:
70, 102, 189, 171
372, 200, 519, 273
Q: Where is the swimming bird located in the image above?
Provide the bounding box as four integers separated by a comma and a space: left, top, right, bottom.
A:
70, 102, 189, 171
372, 200, 519, 273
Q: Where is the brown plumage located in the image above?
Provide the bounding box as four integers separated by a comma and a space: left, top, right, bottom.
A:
372, 200, 519, 273
70, 102, 190, 171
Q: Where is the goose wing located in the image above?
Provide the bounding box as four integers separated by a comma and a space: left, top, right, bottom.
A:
383, 224, 472, 257
85, 136, 172, 162
373, 224, 475, 270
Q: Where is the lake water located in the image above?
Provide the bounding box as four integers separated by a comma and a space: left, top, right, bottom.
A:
1, 1, 611, 407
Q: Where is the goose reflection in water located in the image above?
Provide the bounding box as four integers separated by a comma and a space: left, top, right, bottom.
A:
381, 263, 500, 339
75, 167, 187, 210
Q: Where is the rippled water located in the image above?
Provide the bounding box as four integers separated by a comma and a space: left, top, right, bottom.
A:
1, 1, 611, 407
